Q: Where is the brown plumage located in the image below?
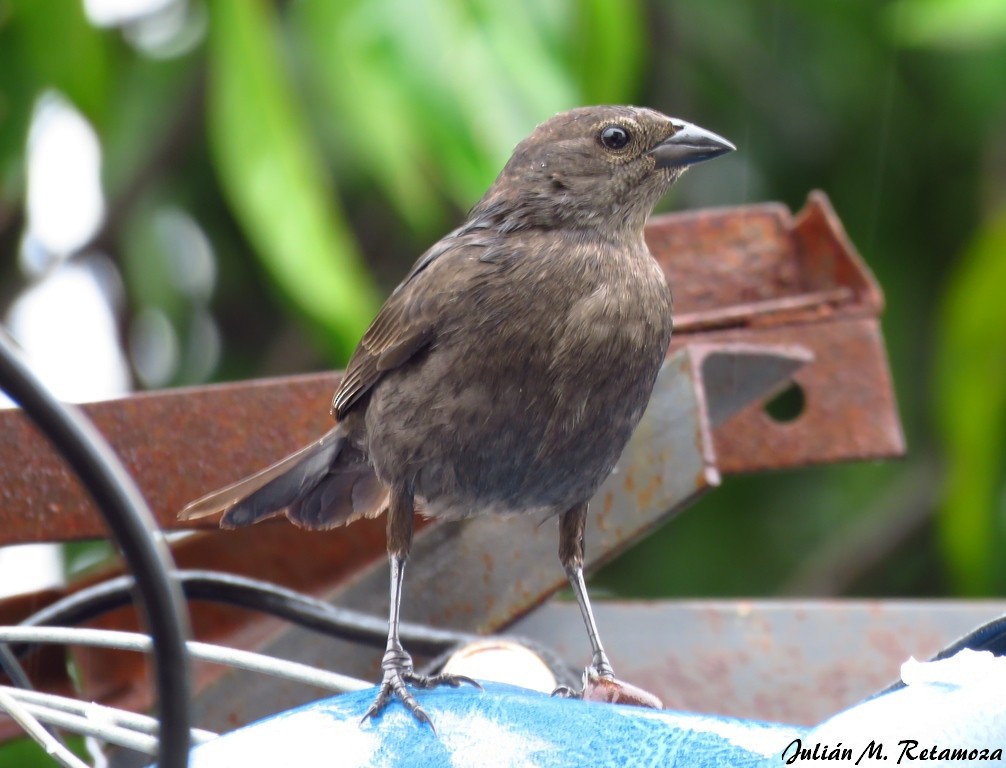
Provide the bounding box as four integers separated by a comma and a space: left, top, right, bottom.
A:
181, 105, 733, 726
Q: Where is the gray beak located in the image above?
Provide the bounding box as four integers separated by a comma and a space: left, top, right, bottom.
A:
648, 120, 735, 169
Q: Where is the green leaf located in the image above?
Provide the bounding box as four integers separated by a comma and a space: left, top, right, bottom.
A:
206, 0, 380, 362
888, 0, 1006, 49
934, 207, 1006, 594
292, 0, 646, 238
0, 736, 90, 768
291, 0, 447, 233
64, 539, 114, 578
100, 53, 198, 203
0, 0, 112, 203
572, 0, 646, 104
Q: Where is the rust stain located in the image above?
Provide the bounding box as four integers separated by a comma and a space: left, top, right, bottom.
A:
636, 473, 663, 510
623, 471, 636, 493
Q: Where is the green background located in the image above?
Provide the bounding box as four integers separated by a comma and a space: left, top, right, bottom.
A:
1, 0, 1005, 762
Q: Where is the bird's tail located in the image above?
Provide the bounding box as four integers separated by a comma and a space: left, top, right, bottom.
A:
178, 425, 388, 530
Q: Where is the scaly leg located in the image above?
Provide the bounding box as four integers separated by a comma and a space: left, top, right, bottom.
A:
361, 487, 479, 729
557, 502, 614, 690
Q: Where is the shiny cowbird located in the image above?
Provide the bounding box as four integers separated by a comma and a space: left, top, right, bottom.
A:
181, 106, 734, 725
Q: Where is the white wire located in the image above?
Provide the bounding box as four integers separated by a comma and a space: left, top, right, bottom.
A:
15, 702, 161, 755
0, 625, 371, 693
0, 687, 90, 768
1, 686, 218, 742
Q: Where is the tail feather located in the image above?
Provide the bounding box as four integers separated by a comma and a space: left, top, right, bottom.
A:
287, 467, 388, 530
179, 426, 347, 527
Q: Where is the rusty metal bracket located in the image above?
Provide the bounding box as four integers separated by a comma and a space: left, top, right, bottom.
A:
0, 191, 905, 731
0, 191, 902, 545
185, 342, 818, 729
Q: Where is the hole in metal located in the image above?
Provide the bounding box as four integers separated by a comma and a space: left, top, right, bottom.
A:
764, 382, 805, 423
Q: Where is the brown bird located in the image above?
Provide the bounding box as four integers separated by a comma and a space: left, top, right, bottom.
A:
181, 105, 734, 725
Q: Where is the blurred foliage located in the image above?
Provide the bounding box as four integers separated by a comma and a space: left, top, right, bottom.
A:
0, 0, 1002, 651
290, 0, 643, 237
934, 209, 1006, 594
0, 734, 90, 766
0, 0, 110, 195
891, 0, 1006, 49
207, 0, 378, 359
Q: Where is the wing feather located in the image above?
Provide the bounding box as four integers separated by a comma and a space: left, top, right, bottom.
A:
331, 234, 489, 419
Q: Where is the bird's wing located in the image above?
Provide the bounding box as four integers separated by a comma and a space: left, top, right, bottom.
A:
332, 232, 487, 419
331, 301, 434, 419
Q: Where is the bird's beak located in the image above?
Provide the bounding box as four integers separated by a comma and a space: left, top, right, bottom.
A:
648, 121, 735, 169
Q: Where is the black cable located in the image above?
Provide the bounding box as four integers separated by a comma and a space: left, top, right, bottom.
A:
16, 570, 473, 657
13, 568, 582, 695
0, 329, 191, 768
932, 614, 1006, 661
871, 612, 1006, 699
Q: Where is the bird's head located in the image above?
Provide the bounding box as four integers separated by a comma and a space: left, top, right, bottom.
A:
471, 105, 734, 238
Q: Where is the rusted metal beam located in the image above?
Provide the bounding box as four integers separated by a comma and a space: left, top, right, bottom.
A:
651, 190, 882, 332
509, 600, 1006, 725
183, 343, 820, 731
43, 342, 811, 732
0, 191, 905, 731
0, 373, 340, 545
0, 191, 902, 547
687, 318, 902, 473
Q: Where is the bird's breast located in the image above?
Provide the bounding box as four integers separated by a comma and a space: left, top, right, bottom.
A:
365, 238, 673, 516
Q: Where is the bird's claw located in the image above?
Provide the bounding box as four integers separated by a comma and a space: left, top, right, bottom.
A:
550, 664, 614, 700
361, 667, 431, 729
552, 664, 664, 709
412, 671, 483, 691
361, 666, 481, 730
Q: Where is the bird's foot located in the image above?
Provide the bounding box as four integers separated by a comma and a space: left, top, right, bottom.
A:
550, 661, 613, 699
550, 684, 578, 698
361, 652, 481, 730
552, 664, 662, 709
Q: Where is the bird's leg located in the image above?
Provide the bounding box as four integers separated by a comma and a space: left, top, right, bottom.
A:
554, 502, 614, 697
361, 490, 426, 724
361, 488, 479, 729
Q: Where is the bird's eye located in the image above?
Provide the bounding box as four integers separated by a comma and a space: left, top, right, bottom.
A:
599, 125, 632, 151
